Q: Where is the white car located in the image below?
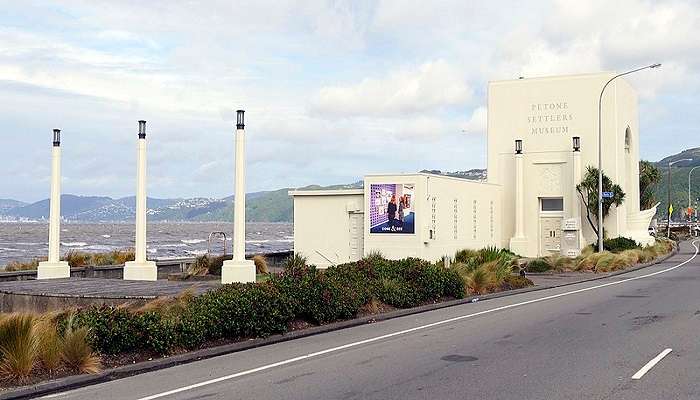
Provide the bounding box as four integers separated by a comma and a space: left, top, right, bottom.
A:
648, 226, 657, 237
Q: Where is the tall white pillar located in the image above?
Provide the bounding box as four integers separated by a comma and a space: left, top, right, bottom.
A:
509, 139, 528, 255
38, 129, 70, 279
222, 110, 255, 283
123, 120, 157, 281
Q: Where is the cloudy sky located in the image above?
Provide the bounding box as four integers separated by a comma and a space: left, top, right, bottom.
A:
1, 0, 698, 202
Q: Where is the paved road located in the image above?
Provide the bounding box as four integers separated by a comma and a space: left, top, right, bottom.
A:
45, 241, 700, 400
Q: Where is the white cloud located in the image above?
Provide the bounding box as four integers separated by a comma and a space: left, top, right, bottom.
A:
311, 60, 472, 117
461, 106, 487, 135
0, 0, 698, 201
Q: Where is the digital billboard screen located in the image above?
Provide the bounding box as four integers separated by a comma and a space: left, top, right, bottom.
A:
369, 183, 415, 234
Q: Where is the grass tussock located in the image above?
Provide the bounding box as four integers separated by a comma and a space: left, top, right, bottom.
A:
253, 255, 269, 274
0, 313, 39, 382
61, 317, 100, 374
3, 249, 136, 272
451, 247, 528, 295
35, 317, 62, 372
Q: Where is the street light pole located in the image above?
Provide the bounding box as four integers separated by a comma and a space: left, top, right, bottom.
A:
688, 165, 700, 235
597, 63, 661, 252
667, 158, 692, 237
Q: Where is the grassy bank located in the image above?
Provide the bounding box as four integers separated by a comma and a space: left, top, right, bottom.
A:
0, 247, 532, 387
524, 237, 675, 274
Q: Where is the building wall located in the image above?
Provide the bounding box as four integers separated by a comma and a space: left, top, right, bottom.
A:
364, 174, 502, 262
291, 190, 364, 268
487, 73, 644, 256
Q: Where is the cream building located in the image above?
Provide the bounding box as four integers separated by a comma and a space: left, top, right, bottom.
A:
291, 72, 657, 267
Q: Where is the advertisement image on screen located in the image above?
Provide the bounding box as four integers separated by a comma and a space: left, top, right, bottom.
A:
369, 183, 415, 234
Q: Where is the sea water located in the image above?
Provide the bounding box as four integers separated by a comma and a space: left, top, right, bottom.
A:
0, 222, 293, 267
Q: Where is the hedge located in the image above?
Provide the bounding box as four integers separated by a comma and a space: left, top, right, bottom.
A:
70, 256, 467, 356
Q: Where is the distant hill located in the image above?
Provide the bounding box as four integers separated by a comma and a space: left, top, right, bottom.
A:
420, 169, 487, 181
0, 199, 27, 214
651, 147, 700, 221
0, 181, 364, 223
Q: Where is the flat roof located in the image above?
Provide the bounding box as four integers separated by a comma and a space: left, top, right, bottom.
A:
364, 172, 500, 186
489, 71, 617, 85
289, 189, 364, 197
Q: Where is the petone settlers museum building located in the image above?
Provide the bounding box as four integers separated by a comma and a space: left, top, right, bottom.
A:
290, 73, 658, 267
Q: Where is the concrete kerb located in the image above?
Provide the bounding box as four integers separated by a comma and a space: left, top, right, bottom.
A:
0, 244, 680, 400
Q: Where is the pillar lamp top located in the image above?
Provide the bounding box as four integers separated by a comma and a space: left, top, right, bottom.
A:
138, 120, 147, 139
573, 136, 580, 152
236, 110, 245, 130
52, 129, 61, 147
515, 139, 523, 154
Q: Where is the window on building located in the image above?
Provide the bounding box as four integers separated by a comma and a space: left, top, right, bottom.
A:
625, 127, 631, 153
541, 198, 564, 212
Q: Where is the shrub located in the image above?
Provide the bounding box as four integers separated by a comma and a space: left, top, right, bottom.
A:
377, 278, 419, 308
62, 317, 100, 374
0, 313, 39, 381
72, 306, 142, 355
284, 254, 309, 276
501, 275, 534, 290
603, 237, 640, 253
526, 258, 551, 273
179, 282, 294, 348
137, 312, 177, 355
253, 255, 269, 274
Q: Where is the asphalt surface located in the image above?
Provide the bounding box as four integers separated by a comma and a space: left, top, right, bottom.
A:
42, 240, 700, 400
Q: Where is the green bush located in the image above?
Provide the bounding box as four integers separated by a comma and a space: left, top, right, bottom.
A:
525, 258, 551, 273
179, 282, 293, 348
377, 278, 420, 308
603, 237, 640, 253
72, 306, 142, 355
137, 312, 177, 355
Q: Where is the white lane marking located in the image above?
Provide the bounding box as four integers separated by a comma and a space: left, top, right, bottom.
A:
632, 348, 673, 380
130, 241, 698, 400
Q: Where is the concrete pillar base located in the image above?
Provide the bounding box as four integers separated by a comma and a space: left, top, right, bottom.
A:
123, 261, 158, 281
37, 261, 70, 279
221, 259, 256, 284
509, 237, 529, 257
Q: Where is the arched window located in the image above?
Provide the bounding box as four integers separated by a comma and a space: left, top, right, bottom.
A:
624, 127, 631, 153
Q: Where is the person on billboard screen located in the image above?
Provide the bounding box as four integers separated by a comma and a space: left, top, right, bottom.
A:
387, 194, 397, 229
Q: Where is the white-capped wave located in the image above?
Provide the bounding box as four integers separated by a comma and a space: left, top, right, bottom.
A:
159, 243, 188, 248
0, 247, 22, 252
246, 239, 270, 244
101, 235, 111, 238
61, 242, 88, 247
84, 245, 114, 252
185, 250, 207, 256
181, 239, 206, 245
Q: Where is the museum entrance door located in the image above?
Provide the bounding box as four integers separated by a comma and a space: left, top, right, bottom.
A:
349, 212, 364, 262
539, 198, 564, 256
